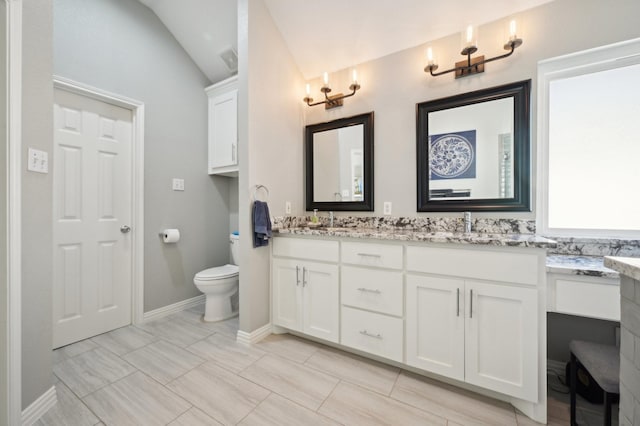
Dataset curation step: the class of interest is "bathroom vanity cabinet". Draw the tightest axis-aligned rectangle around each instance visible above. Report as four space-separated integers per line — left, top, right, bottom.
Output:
406 246 539 402
271 238 339 343
205 75 238 176
271 231 550 422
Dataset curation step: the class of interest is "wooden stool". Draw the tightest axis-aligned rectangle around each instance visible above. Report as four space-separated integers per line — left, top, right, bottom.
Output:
569 340 620 426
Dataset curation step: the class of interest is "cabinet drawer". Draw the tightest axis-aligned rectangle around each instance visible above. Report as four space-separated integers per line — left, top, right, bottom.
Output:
341 307 403 362
549 275 620 321
273 237 338 262
341 242 403 269
342 266 403 316
406 246 538 286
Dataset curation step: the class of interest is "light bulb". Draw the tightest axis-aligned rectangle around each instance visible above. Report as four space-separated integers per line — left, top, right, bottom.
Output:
323 72 329 87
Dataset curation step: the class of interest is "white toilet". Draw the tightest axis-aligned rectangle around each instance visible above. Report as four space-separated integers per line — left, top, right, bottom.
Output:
193 233 239 322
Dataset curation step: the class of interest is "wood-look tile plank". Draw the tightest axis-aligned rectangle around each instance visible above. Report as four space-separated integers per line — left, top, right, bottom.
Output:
83 371 191 426
253 333 319 363
53 348 136 398
91 325 156 356
168 407 222 426
53 340 99 364
239 393 339 426
167 360 270 425
123 339 205 384
34 381 98 426
136 316 213 347
186 332 265 373
319 382 447 425
305 347 400 395
240 354 339 411
390 371 517 426
174 306 239 338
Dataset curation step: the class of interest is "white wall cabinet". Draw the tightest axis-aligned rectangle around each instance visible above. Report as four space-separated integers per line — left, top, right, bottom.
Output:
205 76 238 176
406 274 538 401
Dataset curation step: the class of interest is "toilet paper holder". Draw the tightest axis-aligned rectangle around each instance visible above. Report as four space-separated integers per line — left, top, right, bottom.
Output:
159 229 180 243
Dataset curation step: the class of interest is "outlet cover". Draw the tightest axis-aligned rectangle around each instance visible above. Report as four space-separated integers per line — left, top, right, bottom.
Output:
383 201 392 215
172 178 185 191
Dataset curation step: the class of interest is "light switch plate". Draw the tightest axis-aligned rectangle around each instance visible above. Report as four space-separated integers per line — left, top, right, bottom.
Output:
285 201 292 215
27 148 48 173
383 201 392 215
172 178 184 191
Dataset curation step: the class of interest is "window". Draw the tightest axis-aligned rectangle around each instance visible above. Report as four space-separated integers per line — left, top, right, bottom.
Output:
538 38 640 237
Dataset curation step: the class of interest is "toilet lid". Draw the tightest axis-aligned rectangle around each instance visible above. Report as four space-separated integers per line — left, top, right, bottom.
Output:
195 264 239 280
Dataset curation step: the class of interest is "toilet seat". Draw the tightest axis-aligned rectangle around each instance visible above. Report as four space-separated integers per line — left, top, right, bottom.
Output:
195 264 239 281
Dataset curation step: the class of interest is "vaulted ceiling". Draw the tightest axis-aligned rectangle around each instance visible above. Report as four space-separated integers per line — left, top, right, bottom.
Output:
138 0 554 84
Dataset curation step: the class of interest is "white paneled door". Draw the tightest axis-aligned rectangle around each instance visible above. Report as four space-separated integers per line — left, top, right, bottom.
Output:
53 88 133 349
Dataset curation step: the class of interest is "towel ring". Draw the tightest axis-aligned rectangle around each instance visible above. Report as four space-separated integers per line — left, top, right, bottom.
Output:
253 184 269 202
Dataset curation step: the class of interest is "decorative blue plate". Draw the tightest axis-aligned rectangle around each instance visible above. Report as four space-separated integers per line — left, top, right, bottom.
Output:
430 133 474 178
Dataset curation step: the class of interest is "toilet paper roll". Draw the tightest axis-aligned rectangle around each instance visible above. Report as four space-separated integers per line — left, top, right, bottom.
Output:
162 229 180 243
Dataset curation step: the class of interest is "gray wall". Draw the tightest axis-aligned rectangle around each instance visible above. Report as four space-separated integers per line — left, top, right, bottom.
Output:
53 0 231 312
547 313 618 362
229 177 238 234
22 0 54 409
0 1 7 418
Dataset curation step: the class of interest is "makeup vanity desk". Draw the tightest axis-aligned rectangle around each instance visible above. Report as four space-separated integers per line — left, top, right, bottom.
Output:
546 255 620 321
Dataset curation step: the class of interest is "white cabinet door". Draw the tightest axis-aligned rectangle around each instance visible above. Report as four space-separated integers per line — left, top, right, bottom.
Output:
302 262 339 343
465 281 538 402
406 275 465 381
208 88 237 174
272 259 302 331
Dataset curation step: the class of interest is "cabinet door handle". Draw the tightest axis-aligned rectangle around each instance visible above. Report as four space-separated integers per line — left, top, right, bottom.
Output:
456 288 460 317
359 330 383 339
469 289 474 318
357 287 381 294
295 266 300 286
302 267 307 287
232 142 237 163
356 252 382 258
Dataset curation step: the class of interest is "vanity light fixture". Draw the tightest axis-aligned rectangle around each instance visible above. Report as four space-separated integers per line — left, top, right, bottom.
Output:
425 21 523 79
303 70 361 109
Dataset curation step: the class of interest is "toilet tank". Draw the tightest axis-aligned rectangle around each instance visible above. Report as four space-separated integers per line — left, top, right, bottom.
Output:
230 233 239 265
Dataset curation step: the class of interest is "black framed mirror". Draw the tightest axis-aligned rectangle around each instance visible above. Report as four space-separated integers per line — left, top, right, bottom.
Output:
416 80 531 212
305 112 374 211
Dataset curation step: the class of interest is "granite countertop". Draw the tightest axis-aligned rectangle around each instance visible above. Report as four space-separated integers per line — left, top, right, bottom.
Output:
546 255 619 278
604 256 640 281
273 227 556 248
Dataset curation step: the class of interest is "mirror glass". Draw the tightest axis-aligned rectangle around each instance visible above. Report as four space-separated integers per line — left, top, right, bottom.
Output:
417 80 530 212
306 112 374 211
313 125 364 202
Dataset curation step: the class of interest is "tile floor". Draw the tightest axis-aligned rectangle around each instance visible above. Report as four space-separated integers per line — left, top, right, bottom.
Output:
39 305 614 425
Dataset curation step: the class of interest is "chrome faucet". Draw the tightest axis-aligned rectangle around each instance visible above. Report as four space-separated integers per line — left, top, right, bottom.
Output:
329 211 334 227
464 211 472 233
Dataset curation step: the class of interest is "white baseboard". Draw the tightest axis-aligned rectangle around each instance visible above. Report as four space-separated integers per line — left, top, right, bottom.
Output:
21 385 57 426
237 323 272 345
140 294 205 324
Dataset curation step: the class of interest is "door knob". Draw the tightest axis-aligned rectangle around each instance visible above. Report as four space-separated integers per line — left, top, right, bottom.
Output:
120 225 131 233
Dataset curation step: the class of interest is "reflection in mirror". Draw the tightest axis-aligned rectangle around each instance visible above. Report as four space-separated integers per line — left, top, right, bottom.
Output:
306 112 374 211
427 97 514 200
417 80 530 212
313 125 364 202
